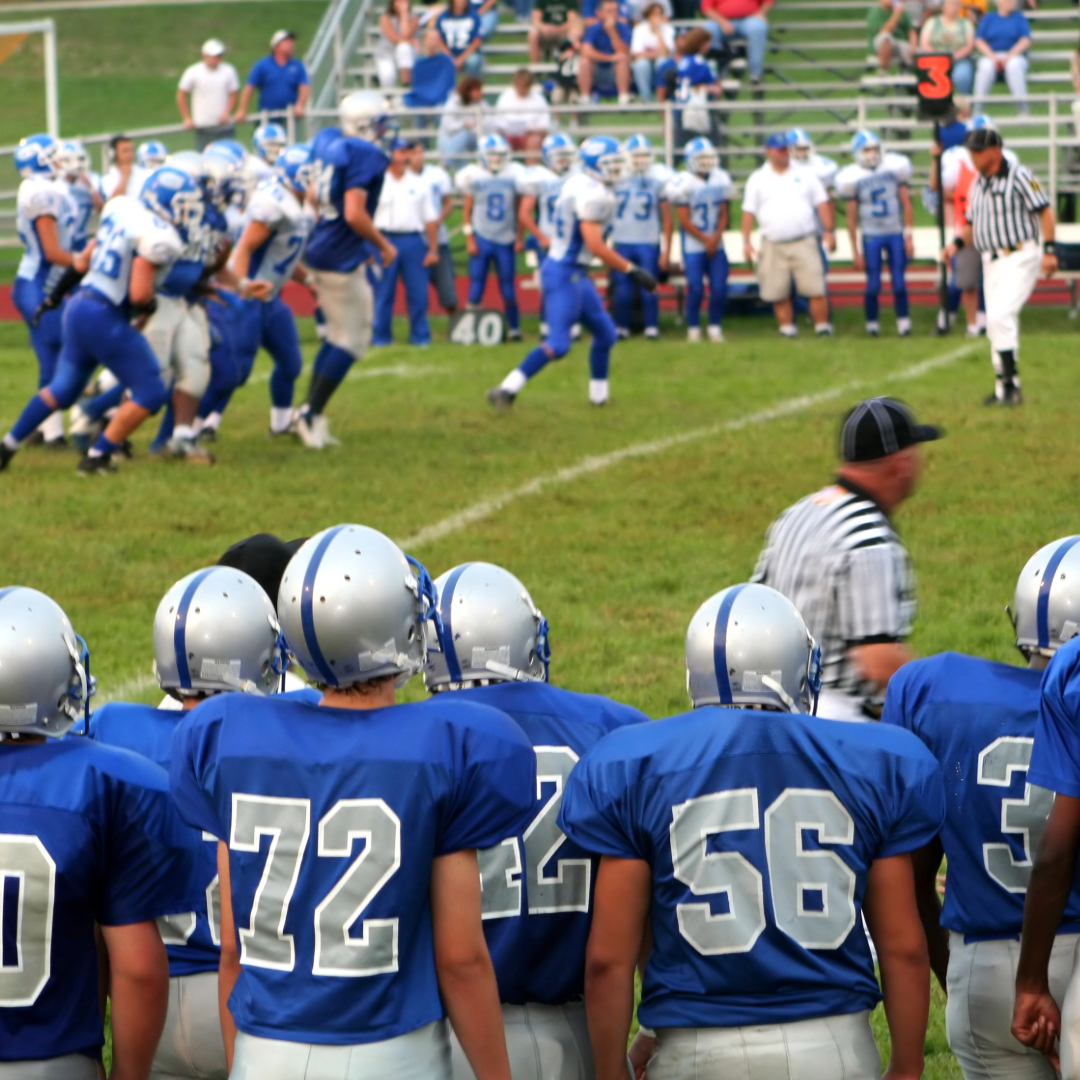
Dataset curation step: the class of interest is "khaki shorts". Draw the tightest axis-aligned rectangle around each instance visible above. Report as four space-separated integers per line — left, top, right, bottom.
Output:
953 244 982 291
758 235 826 302
872 31 913 64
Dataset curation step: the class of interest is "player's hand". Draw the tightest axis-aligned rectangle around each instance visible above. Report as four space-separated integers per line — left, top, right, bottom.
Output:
31 300 52 326
424 247 440 267
379 239 399 267
466 235 479 257
904 233 914 258
539 233 551 249
941 242 957 263
1012 987 1061 1065
852 251 865 272
183 117 195 130
242 279 273 301
628 1030 656 1079
743 240 755 264
515 238 524 253
1041 252 1059 279
704 235 719 257
658 249 669 272
627 263 658 292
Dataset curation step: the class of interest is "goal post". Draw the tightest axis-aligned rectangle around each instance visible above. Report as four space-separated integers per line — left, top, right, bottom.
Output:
0 20 59 137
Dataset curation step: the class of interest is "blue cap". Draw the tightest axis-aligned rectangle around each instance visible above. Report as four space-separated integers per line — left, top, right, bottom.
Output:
765 132 790 150
390 137 416 151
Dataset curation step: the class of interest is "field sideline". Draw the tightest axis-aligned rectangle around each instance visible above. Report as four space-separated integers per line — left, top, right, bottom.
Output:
12 304 1079 1078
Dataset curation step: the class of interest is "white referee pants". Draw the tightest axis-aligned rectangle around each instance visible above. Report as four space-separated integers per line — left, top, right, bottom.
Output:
982 241 1040 388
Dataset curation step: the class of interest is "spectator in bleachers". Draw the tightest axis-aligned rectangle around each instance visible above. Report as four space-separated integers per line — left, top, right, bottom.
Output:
661 28 722 144
376 0 421 87
437 0 486 77
404 27 459 110
701 0 771 88
920 0 976 93
473 0 501 39
630 0 671 18
437 75 488 165
236 31 309 125
868 0 917 74
973 0 1031 114
176 40 240 151
581 0 632 25
529 0 583 63
493 70 552 161
579 0 633 104
631 3 675 101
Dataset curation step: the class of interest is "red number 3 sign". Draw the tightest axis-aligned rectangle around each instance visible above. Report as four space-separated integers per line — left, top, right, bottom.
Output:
915 53 954 114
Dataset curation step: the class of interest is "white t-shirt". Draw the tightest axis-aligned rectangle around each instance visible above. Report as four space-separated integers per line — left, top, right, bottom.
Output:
178 60 240 128
99 165 151 201
630 20 675 58
417 163 453 245
741 163 828 243
373 168 439 234
493 87 552 139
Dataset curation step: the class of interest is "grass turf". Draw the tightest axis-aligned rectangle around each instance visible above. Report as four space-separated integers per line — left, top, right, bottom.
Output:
12 301 1075 1077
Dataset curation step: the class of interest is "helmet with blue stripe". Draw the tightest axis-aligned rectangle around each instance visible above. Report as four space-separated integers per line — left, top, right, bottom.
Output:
1012 537 1080 659
201 149 242 209
277 524 443 688
541 131 576 175
478 133 511 173
55 139 90 180
153 567 286 697
424 562 549 692
204 139 248 170
684 136 718 178
140 165 205 239
685 583 822 714
788 127 813 162
136 140 168 169
15 133 58 178
851 129 882 169
968 114 996 131
624 133 654 175
579 135 628 185
339 90 392 144
276 143 316 196
0 586 93 738
253 122 288 164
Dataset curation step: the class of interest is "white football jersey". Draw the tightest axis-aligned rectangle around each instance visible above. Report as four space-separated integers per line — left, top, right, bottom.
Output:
611 163 674 246
16 176 75 288
666 167 732 255
548 172 615 266
799 153 838 191
235 177 315 300
60 174 101 252
83 196 184 306
455 161 527 245
835 152 913 237
519 164 571 241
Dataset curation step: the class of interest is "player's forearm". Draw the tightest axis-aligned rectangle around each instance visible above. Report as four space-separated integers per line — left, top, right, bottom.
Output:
878 945 930 1077
218 946 241 1069
585 957 636 1080
518 196 543 241
911 838 949 993
437 949 511 1080
900 187 914 229
104 925 169 1080
426 221 439 251
677 208 709 245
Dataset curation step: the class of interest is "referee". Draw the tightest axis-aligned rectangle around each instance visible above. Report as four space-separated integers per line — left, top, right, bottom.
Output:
944 126 1058 406
751 397 941 721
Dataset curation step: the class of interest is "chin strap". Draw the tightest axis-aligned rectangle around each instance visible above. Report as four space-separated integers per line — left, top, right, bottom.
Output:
66 632 95 734
761 675 798 715
536 615 551 682
406 554 449 656
268 614 291 693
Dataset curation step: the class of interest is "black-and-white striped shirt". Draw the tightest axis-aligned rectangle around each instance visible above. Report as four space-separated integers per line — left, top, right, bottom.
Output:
969 160 1049 254
751 480 915 701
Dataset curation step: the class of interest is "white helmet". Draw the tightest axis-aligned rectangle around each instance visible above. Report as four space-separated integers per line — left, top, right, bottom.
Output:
851 129 882 170
153 567 286 697
55 139 90 180
1012 537 1080 659
0 587 93 739
339 91 391 142
685 583 822 714
277 524 440 688
424 563 549 691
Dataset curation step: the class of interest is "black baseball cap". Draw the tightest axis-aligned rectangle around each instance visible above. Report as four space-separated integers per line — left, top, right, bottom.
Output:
840 397 942 462
218 533 308 604
965 127 1003 152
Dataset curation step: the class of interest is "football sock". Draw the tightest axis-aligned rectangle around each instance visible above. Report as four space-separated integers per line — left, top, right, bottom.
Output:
500 368 529 394
312 343 354 385
10 394 55 444
40 412 64 442
88 433 122 459
519 347 551 380
306 373 342 417
82 384 125 423
173 424 196 442
270 407 293 433
153 401 175 447
589 341 611 381
505 300 520 332
589 379 609 405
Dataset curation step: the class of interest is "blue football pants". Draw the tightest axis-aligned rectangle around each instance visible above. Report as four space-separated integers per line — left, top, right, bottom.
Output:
612 242 660 332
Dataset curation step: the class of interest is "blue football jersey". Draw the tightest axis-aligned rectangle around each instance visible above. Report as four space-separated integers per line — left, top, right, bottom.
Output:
306 135 389 273
611 167 670 246
452 682 648 1005
90 703 221 977
560 708 944 1029
170 694 537 1045
0 738 200 1062
883 653 1080 938
1031 635 1080 798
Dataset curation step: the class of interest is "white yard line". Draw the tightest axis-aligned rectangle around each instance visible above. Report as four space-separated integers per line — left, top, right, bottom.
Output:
248 363 445 385
396 344 976 551
95 672 158 704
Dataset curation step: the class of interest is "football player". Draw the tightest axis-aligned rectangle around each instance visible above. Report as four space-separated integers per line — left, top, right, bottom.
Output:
0 166 201 475
0 587 200 1078
12 133 76 448
883 536 1080 1080
55 139 103 254
667 136 731 344
456 134 527 343
422 562 648 1080
170 525 538 1080
487 136 656 411
610 134 672 341
297 91 396 449
835 130 914 337
561 582 944 1080
252 121 288 174
138 140 169 171
789 127 839 190
89 567 291 1080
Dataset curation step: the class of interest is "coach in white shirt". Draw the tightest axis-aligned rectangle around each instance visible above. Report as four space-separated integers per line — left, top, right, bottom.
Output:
493 70 551 161
372 139 441 346
741 131 836 337
410 143 458 316
177 39 240 151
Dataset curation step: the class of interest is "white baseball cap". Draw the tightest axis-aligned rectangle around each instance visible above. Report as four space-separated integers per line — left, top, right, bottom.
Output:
270 29 295 48
202 38 226 56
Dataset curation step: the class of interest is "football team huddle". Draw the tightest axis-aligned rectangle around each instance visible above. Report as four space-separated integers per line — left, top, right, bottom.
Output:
4 517 1080 1080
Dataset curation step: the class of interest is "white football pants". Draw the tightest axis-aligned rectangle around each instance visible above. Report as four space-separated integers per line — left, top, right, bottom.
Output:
310 266 374 360
0 1055 98 1079
982 241 1040 381
142 294 211 399
450 1001 594 1080
946 931 1078 1080
645 1010 881 1080
1056 937 1080 1079
151 971 227 1079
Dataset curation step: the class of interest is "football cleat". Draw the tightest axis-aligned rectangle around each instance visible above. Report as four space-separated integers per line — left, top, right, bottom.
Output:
707 325 724 343
486 387 515 411
687 327 702 343
78 453 117 475
165 437 215 464
0 443 15 471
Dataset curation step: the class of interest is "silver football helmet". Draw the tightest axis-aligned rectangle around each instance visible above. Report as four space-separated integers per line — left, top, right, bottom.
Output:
686 583 822 714
154 567 285 696
424 562 549 692
277 524 440 688
0 587 92 738
1012 537 1080 658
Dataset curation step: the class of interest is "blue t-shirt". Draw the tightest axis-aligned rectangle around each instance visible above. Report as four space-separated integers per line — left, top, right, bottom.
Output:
246 55 310 112
582 0 632 18
882 652 1080 939
939 118 968 152
404 53 458 108
305 135 389 273
169 694 537 1045
0 738 200 1062
559 707 944 1029
90 703 222 977
452 682 648 1006
583 19 632 57
975 10 1031 52
1030 636 1080 798
436 10 483 55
